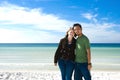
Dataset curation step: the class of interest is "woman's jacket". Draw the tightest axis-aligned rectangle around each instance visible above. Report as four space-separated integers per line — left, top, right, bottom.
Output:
54 37 76 63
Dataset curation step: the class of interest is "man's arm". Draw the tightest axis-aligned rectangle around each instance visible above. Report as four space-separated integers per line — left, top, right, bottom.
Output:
87 48 92 70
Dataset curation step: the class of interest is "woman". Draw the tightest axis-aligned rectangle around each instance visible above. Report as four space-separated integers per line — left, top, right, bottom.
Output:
54 28 76 80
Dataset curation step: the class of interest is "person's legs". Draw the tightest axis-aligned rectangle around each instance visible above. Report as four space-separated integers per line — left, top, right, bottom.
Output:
74 63 83 80
58 59 66 80
66 60 75 80
80 63 91 80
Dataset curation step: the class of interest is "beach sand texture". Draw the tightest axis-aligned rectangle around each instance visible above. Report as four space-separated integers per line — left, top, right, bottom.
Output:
0 71 120 80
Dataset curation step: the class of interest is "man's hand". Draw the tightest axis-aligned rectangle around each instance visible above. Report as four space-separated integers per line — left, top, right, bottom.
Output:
88 64 92 70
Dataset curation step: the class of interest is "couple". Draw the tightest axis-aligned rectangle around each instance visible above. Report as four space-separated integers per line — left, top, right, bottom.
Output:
54 23 92 80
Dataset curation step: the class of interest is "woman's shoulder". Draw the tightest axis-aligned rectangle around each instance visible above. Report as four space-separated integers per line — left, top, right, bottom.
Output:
60 37 67 41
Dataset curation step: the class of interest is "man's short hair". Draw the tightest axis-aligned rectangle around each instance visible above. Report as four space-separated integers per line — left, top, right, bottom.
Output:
73 23 82 29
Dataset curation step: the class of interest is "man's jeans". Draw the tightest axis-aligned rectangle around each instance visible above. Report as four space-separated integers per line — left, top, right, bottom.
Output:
74 63 91 80
58 59 75 80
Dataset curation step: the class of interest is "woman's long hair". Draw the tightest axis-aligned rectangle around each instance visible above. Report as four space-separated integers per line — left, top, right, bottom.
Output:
64 27 74 38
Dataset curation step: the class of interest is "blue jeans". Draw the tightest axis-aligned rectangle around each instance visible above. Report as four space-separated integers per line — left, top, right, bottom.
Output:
74 63 91 80
58 59 75 80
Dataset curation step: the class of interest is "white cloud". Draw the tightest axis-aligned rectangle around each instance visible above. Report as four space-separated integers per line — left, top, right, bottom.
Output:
0 28 63 43
82 13 93 20
0 2 70 32
81 13 98 23
0 2 70 43
81 22 120 43
0 28 26 43
0 2 120 43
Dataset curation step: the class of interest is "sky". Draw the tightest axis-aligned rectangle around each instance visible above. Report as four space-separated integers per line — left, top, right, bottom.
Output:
0 0 120 43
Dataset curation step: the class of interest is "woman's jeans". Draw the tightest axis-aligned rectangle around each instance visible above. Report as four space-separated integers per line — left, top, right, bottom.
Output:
58 59 75 80
74 63 91 80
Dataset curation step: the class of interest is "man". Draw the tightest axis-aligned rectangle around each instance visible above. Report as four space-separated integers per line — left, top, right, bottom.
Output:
73 23 92 80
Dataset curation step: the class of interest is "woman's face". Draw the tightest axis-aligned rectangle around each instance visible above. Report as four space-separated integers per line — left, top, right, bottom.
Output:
68 29 74 37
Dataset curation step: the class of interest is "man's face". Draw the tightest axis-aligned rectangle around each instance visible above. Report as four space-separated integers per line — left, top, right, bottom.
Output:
73 26 82 36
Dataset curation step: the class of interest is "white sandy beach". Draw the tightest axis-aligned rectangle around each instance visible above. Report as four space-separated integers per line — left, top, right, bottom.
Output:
0 63 120 80
0 70 120 80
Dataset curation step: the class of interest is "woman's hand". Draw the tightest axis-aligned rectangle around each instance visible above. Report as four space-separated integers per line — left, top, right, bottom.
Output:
54 63 57 66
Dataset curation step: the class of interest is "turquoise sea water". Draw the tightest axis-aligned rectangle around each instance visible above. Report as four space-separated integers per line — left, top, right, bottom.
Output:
0 43 120 71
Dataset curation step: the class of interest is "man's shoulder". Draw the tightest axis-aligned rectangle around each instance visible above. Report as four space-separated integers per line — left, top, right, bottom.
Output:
80 34 90 43
82 34 89 39
82 34 87 37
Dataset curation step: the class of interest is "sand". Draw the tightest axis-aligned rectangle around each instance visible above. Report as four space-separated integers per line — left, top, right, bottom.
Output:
0 70 120 80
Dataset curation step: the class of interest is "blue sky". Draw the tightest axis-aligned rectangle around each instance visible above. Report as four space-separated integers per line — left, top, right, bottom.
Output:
0 0 120 43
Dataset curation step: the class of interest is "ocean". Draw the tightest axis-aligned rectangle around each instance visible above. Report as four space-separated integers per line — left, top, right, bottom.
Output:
0 43 120 71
